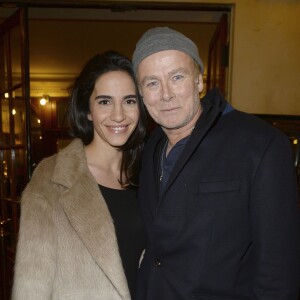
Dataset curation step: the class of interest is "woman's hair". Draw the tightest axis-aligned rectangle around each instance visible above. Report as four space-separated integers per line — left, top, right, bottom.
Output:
68 50 148 187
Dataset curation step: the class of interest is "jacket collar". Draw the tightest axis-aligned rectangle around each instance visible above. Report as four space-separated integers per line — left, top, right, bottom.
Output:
51 139 130 299
160 88 228 199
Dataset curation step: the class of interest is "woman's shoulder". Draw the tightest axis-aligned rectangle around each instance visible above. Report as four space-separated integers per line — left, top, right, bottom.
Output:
22 154 58 199
31 139 83 181
35 145 66 176
25 139 86 194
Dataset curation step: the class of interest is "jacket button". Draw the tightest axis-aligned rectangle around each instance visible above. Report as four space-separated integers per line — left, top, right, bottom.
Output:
155 259 162 267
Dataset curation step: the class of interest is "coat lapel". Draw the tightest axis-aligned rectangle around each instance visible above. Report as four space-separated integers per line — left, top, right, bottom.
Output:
145 129 166 212
51 140 129 299
161 89 227 199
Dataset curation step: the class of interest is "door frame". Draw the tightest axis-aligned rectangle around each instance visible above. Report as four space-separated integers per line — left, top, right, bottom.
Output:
0 3 233 299
0 6 30 300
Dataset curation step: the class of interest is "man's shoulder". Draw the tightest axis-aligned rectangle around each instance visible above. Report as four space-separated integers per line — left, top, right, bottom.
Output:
228 110 284 136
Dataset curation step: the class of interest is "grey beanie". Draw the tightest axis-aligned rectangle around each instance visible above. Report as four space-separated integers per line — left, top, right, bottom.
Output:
132 27 204 74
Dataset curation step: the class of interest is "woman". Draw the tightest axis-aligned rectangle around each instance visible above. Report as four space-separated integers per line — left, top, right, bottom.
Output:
12 51 148 300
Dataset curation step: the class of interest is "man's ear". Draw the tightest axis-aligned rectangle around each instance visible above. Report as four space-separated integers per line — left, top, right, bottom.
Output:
197 74 204 93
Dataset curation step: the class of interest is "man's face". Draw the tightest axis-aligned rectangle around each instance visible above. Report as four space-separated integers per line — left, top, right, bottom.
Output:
137 50 203 133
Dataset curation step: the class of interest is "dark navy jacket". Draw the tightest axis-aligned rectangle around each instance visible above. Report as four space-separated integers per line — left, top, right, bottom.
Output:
136 88 300 300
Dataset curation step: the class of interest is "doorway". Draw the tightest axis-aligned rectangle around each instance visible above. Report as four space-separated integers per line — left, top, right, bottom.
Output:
0 3 233 299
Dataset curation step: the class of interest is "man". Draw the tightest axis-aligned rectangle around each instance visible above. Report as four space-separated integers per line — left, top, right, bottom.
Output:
132 27 300 300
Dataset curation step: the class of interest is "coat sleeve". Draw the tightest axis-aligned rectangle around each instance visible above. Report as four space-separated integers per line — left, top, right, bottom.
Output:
250 131 300 299
12 189 56 300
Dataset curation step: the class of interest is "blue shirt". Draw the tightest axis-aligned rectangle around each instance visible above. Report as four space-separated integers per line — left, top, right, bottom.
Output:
159 103 234 193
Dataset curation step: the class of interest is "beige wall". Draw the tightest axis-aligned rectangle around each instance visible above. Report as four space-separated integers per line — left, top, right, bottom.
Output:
28 20 215 79
231 0 300 115
114 0 300 115
28 20 216 98
3 0 300 115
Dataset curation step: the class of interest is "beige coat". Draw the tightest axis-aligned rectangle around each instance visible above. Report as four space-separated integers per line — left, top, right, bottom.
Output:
12 139 131 300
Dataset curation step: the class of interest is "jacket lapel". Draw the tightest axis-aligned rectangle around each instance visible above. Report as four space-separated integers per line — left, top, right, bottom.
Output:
161 89 227 199
52 140 129 298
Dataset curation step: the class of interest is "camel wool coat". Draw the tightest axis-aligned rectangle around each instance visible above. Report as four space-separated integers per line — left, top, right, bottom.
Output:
12 139 131 300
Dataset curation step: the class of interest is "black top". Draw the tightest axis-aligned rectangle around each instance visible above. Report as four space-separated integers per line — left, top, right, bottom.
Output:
99 185 146 299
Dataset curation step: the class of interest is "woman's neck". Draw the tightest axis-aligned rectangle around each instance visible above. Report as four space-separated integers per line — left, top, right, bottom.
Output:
84 140 124 189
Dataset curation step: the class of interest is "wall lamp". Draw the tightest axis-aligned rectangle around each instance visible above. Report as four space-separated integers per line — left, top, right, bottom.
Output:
40 95 50 106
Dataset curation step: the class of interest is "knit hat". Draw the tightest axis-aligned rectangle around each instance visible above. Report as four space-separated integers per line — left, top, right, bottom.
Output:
132 27 204 74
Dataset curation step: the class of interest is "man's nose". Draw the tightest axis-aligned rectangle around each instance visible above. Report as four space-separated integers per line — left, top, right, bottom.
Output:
161 81 175 102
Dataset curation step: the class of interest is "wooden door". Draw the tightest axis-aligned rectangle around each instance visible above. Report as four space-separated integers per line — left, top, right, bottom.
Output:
206 13 228 97
0 7 30 300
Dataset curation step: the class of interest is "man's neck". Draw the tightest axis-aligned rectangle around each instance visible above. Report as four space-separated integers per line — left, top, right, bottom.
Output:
164 106 202 153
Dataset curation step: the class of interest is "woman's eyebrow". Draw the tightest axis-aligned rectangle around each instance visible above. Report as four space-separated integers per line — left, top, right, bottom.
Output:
94 95 112 100
124 95 137 99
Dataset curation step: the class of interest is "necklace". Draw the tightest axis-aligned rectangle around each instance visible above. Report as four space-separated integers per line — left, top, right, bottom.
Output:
159 140 168 182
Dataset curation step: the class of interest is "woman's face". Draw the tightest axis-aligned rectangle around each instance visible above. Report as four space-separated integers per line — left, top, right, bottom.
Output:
87 70 139 147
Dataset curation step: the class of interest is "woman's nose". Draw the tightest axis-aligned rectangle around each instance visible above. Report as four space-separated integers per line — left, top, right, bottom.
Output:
110 104 125 122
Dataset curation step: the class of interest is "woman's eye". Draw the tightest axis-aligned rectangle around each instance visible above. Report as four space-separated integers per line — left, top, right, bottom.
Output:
98 99 110 105
125 99 137 105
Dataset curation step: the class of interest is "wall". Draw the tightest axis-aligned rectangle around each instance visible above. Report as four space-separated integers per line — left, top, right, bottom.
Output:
114 0 300 115
28 20 216 97
231 0 300 115
2 0 300 115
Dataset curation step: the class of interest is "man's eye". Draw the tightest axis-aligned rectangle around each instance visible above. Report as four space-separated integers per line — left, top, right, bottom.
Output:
173 74 184 81
146 81 158 87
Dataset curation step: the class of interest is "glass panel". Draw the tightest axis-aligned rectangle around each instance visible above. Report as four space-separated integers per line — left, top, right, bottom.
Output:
56 100 68 127
5 33 10 90
10 25 22 87
12 148 26 197
5 201 15 247
1 94 11 146
2 200 20 248
0 149 12 198
30 97 42 169
0 35 7 93
12 87 25 145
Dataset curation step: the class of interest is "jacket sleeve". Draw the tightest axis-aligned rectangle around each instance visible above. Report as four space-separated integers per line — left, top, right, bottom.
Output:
250 132 300 299
12 189 56 300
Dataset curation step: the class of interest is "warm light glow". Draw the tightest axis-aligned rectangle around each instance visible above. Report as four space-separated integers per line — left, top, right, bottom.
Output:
293 139 298 145
40 95 50 105
3 161 7 177
37 119 41 124
40 98 47 105
39 136 43 140
4 93 9 98
12 109 16 115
